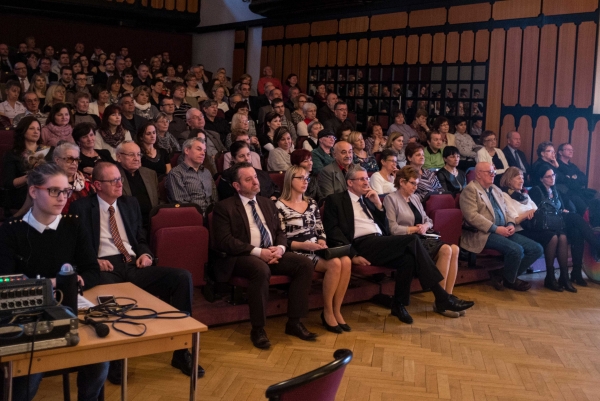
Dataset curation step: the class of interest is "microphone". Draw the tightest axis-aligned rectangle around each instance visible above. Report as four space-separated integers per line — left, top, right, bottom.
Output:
84 317 110 338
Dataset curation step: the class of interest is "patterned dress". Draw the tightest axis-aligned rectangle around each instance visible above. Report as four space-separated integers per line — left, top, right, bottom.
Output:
276 199 326 265
415 168 443 201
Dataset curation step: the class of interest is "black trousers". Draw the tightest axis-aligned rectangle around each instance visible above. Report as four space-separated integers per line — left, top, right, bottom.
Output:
232 252 313 328
353 234 444 306
99 254 193 314
563 213 600 267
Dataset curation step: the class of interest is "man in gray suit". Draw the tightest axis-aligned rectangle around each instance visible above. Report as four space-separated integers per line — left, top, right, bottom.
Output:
318 141 356 200
460 162 543 291
116 141 159 229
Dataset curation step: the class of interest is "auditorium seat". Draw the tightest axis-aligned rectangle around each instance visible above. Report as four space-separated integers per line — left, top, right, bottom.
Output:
296 136 308 150
269 171 285 191
373 152 382 165
216 152 226 174
424 194 455 215
454 193 461 208
466 169 476 184
170 151 181 168
430 208 462 246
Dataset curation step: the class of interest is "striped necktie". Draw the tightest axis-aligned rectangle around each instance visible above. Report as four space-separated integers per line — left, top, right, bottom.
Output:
248 200 271 248
108 206 133 263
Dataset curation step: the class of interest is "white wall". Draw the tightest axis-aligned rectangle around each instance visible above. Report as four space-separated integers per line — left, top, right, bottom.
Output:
192 30 235 77
198 0 264 27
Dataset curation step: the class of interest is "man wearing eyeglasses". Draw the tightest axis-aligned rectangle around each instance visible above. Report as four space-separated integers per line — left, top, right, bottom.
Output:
12 92 48 128
460 162 543 291
323 101 355 134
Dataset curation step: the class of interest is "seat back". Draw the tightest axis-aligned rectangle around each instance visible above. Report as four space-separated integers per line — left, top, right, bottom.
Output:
149 204 204 240
269 171 285 191
373 152 382 165
216 152 226 174
265 349 353 401
466 169 476 184
454 193 461 209
296 136 308 150
170 151 181 168
425 194 455 215
430 208 463 246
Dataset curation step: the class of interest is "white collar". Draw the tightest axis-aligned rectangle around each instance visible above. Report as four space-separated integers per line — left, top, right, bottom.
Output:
23 209 62 234
348 190 361 203
97 195 116 212
239 193 257 206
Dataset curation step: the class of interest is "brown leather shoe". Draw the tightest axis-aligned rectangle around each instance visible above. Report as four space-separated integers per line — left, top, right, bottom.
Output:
503 278 531 291
250 328 271 349
285 321 317 341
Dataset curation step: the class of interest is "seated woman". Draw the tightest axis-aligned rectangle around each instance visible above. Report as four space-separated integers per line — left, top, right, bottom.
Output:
477 130 509 185
94 104 133 159
296 102 318 138
453 116 478 171
52 142 95 213
385 131 407 168
231 110 259 149
29 73 48 109
132 85 160 120
89 84 109 118
212 85 229 113
42 83 67 113
291 93 308 127
258 111 281 155
364 122 388 155
0 80 26 122
302 120 323 151
437 146 466 196
291 149 319 201
370 149 398 195
218 141 279 200
500 167 572 292
432 116 455 147
136 121 171 178
383 166 461 317
72 122 114 176
0 162 108 401
386 109 419 144
106 75 123 105
405 142 443 201
154 112 181 157
2 116 52 210
267 127 294 171
349 131 378 172
276 165 352 333
529 165 600 287
41 103 74 147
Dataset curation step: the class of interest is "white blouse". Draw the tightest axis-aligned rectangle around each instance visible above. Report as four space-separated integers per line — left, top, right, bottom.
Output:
370 171 396 195
502 192 538 231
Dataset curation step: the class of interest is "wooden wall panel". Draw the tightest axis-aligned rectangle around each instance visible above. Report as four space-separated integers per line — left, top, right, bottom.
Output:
554 23 577 107
409 8 447 28
187 0 198 13
445 32 460 63
165 0 174 11
459 31 475 63
175 0 185 12
574 22 596 108
308 42 319 67
419 34 432 64
500 115 517 148
589 122 600 190
518 115 535 162
274 45 284 80
267 46 276 70
380 37 394 65
503 27 522 107
318 42 328 67
263 26 285 41
337 41 348 67
474 30 490 62
311 20 338 36
406 35 419 64
393 36 407 65
370 12 408 31
260 46 268 72
282 44 293 81
493 0 541 20
347 39 358 66
369 38 381 65
235 30 245 44
519 26 540 107
571 118 591 176
543 0 598 16
357 39 369 66
532 116 551 156
232 49 245 83
536 25 558 107
432 33 445 64
285 23 310 39
327 41 338 67
486 29 506 134
291 44 301 75
448 3 492 24
551 116 570 146
339 16 369 34
299 44 309 93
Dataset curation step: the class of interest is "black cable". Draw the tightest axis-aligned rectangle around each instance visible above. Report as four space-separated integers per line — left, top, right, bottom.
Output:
26 315 40 401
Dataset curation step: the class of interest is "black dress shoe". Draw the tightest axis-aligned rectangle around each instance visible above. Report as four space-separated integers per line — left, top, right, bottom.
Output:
107 360 123 385
503 278 531 291
488 270 504 291
285 321 318 341
571 272 588 287
435 295 474 313
390 302 413 324
171 350 205 378
338 323 352 332
321 312 342 334
559 277 578 293
544 276 563 292
250 328 271 349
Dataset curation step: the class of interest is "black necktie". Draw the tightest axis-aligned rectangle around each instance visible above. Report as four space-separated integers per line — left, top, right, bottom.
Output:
358 197 373 221
513 150 524 171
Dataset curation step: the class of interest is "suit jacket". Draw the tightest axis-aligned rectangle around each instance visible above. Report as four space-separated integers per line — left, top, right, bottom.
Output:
318 162 353 200
211 195 287 282
69 194 153 259
217 167 279 201
118 166 160 209
383 191 433 235
317 105 335 125
503 146 530 174
322 191 390 257
121 114 148 136
459 180 515 253
241 96 261 121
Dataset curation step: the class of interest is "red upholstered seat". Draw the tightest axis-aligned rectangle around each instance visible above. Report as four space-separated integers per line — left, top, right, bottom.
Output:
170 151 181 168
150 204 204 239
216 152 226 174
425 194 455 215
351 264 393 276
373 152 382 165
430 208 463 246
466 169 476 184
269 171 285 191
229 275 291 287
296 136 308 150
454 193 461 208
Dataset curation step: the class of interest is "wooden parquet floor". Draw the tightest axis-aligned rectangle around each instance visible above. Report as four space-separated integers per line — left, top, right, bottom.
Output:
33 273 600 401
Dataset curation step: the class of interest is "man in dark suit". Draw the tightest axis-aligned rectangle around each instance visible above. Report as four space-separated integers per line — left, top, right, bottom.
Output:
211 162 316 349
69 162 204 382
322 166 474 324
239 82 261 122
503 130 531 185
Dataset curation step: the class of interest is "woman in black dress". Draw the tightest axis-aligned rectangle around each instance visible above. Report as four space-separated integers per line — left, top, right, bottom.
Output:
437 146 466 197
135 121 171 178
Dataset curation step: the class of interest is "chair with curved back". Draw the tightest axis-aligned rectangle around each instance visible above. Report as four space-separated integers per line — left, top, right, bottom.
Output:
265 349 353 401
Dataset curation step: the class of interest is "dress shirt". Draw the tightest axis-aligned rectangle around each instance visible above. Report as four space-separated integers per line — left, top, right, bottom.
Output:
238 194 285 257
0 101 27 120
486 188 506 232
348 191 382 239
23 209 61 234
97 196 135 258
19 77 30 92
507 145 526 172
166 162 217 213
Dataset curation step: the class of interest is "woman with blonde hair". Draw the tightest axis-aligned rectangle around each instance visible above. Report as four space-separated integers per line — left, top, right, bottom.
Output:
276 165 352 333
43 84 67 113
28 73 48 108
349 131 378 172
385 131 407 168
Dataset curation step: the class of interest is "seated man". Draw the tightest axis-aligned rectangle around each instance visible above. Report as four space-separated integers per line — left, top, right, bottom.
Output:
159 96 187 139
72 92 101 127
323 101 355 133
116 141 159 229
202 99 230 145
322 165 474 323
70 162 203 382
211 162 316 349
178 108 227 161
120 94 147 134
223 128 262 170
0 163 108 400
166 137 218 215
460 162 544 291
12 91 47 127
311 129 336 175
171 82 192 121
318 140 356 199
423 130 445 170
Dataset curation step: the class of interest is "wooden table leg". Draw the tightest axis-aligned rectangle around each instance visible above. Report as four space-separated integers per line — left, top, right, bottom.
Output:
121 358 128 401
2 362 12 401
190 332 200 401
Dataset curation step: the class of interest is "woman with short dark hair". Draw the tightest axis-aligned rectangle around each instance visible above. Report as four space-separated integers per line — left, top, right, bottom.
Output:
437 146 466 196
41 103 74 146
405 142 442 201
72 122 114 176
94 104 132 158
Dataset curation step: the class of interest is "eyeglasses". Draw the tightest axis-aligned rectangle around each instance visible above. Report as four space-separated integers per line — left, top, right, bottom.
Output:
349 177 369 182
119 152 142 158
58 157 81 164
34 186 73 198
293 176 311 182
403 179 418 187
480 170 497 176
543 173 556 179
484 138 497 143
96 177 123 185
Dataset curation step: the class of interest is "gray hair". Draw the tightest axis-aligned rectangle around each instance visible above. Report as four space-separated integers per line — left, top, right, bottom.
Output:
53 142 80 160
346 165 366 181
302 102 317 114
185 107 200 121
507 130 518 140
115 140 138 155
182 137 205 151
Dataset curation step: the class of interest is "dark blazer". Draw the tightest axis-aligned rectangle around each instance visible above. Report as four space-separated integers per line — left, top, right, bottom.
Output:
503 146 530 174
118 165 160 209
241 96 261 121
322 191 390 257
211 195 287 282
121 114 148 136
318 162 353 200
69 194 153 258
217 168 280 201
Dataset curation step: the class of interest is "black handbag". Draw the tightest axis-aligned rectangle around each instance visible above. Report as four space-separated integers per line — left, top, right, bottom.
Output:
526 200 565 232
314 245 352 260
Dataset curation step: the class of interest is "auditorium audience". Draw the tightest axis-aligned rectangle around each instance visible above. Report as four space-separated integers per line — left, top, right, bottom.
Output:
267 127 293 171
171 82 192 120
350 131 378 173
324 101 354 134
405 142 443 201
257 65 282 95
121 68 135 93
89 85 109 118
41 103 74 146
386 110 419 145
369 149 398 195
94 104 133 159
291 149 320 200
385 131 407 168
202 99 230 145
477 130 508 185
296 102 318 138
106 75 123 105
119 94 147 135
133 86 160 120
317 92 337 124
318 140 355 199
503 130 530 184
384 165 462 317
453 116 478 170
231 110 258 145
12 92 47 128
29 73 48 108
49 142 94 213
289 92 307 125
437 146 466 196
423 130 445 170
460 162 543 291
136 121 171 177
432 116 454 147
223 129 262 170
72 122 114 176
154 111 181 156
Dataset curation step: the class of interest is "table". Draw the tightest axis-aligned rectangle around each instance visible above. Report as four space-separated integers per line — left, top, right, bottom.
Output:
1 282 207 401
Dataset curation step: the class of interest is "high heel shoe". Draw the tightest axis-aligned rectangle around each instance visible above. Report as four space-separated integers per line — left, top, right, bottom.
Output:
337 322 352 332
558 276 577 293
544 275 563 292
321 312 342 334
